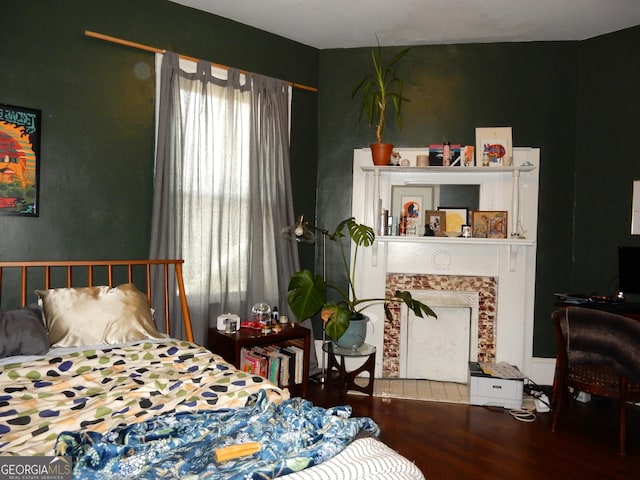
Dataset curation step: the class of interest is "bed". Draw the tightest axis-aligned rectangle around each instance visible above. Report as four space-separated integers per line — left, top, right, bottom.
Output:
0 259 424 479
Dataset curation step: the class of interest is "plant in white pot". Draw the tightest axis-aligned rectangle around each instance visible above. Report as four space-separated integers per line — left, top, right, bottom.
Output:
351 42 410 166
287 218 435 349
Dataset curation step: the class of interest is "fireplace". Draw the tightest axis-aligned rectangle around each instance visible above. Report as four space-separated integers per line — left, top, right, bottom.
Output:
350 147 545 382
384 274 496 381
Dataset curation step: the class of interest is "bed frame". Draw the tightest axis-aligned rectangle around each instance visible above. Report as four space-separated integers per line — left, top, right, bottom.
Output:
0 259 193 342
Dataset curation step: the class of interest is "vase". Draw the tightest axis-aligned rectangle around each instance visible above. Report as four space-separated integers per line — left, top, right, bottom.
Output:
370 143 394 166
333 314 368 350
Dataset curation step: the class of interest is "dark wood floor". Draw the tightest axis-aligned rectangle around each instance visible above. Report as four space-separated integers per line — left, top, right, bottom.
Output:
307 382 640 479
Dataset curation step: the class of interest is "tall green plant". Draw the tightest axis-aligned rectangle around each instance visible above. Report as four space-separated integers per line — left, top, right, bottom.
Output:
287 218 435 340
351 43 410 144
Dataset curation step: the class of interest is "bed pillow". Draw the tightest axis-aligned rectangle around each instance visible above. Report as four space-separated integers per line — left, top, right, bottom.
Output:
0 304 49 358
36 283 164 348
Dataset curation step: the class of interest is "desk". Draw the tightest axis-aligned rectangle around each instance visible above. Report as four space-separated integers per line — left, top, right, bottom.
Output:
323 343 376 397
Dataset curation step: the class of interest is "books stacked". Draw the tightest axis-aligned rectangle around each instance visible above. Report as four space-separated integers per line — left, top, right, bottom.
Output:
240 344 304 387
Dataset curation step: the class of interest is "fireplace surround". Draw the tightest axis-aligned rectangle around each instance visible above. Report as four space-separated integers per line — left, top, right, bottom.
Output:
349 147 548 383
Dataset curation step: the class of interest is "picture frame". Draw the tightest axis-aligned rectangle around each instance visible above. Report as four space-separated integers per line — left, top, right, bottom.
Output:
472 210 508 238
392 185 435 217
0 103 41 216
437 207 468 233
475 127 512 167
425 210 446 236
400 195 422 236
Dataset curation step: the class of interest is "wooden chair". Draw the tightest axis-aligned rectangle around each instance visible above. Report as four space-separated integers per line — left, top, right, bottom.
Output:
551 306 640 455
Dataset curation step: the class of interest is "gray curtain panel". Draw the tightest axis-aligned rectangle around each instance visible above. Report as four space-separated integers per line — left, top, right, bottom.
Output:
149 53 313 368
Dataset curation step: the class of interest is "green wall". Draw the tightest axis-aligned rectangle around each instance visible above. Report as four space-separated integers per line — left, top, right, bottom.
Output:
1 0 318 269
573 27 640 295
318 28 640 357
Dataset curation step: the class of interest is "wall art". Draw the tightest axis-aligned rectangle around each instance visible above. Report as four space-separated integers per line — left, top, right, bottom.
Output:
0 103 41 216
438 207 469 233
475 127 512 167
472 210 508 238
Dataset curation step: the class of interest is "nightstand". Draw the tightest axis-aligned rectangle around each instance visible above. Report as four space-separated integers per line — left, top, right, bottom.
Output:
207 324 310 398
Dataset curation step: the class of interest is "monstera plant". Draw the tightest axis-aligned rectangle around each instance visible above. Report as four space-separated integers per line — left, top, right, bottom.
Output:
287 217 436 341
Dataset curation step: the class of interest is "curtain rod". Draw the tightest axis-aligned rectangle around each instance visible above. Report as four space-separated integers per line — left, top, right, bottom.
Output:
84 30 318 93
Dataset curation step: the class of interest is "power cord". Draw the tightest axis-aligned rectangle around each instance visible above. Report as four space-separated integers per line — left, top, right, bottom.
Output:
509 407 537 422
524 379 553 413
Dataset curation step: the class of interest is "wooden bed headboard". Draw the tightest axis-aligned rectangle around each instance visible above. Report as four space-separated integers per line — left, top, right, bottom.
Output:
0 259 193 342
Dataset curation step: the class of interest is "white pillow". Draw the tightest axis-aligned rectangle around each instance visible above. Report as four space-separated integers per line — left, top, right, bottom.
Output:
36 283 164 348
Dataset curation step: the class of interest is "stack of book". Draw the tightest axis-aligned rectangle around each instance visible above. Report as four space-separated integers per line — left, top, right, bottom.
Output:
240 344 304 387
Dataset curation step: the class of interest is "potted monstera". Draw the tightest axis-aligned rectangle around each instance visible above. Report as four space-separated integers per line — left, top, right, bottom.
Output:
287 218 435 349
351 42 410 166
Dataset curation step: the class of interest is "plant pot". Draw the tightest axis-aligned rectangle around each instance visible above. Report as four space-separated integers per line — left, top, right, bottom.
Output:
333 314 368 350
370 143 394 166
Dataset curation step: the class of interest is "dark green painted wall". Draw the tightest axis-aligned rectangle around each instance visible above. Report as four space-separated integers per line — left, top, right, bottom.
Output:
573 27 640 296
1 0 318 269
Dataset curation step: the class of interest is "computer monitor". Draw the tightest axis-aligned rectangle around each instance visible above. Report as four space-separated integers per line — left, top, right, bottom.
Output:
618 246 640 300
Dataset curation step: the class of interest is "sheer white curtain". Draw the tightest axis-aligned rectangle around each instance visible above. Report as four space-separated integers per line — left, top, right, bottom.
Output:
150 52 299 345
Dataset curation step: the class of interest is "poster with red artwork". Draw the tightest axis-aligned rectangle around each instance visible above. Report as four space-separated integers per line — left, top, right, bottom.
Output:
0 103 41 216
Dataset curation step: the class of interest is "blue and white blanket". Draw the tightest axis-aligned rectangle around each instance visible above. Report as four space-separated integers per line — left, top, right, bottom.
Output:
55 389 380 479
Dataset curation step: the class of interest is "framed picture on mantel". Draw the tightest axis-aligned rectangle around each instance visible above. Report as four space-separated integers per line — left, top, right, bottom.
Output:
475 127 512 167
472 210 508 238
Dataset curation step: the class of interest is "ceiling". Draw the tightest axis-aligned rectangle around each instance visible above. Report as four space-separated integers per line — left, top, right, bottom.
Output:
170 0 640 49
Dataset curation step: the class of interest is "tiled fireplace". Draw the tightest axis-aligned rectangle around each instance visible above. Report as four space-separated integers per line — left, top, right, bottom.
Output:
384 273 497 379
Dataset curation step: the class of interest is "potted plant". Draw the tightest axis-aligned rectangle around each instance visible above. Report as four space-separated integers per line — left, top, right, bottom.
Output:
351 42 410 166
287 218 435 347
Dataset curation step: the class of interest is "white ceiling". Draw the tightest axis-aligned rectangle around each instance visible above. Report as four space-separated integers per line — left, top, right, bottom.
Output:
170 0 640 49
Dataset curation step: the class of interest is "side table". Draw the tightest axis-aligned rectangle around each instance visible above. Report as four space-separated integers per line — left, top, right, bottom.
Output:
207 324 310 398
323 342 376 397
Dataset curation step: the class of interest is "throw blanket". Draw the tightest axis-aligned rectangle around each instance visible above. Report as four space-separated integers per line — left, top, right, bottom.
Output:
559 306 640 383
0 340 285 455
55 389 380 479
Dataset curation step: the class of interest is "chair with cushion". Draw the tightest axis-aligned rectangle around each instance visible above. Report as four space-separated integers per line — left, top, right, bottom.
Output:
551 306 640 455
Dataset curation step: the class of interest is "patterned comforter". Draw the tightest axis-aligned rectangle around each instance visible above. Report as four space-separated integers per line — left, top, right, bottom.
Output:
0 340 286 456
56 390 380 479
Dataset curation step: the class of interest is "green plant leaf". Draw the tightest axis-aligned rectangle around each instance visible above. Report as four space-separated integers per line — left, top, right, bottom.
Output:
394 290 437 318
346 219 375 247
324 304 352 341
287 270 326 321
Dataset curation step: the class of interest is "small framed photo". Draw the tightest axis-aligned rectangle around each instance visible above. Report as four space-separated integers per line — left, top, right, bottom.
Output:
472 210 508 238
461 224 472 238
425 210 446 236
437 207 468 233
475 127 512 167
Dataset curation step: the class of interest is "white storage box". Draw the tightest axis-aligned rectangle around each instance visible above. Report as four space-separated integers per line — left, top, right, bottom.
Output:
468 362 523 409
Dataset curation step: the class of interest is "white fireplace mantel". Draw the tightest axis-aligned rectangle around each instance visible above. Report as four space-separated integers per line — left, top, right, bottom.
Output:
349 147 553 385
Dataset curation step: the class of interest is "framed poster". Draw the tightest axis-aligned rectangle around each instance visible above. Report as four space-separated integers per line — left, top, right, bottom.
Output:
0 103 41 216
400 195 422 236
475 127 512 167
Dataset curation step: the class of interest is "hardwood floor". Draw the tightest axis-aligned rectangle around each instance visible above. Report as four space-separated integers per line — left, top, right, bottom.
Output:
307 382 640 479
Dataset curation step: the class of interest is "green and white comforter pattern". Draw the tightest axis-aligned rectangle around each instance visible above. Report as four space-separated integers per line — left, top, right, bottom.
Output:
0 340 284 456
